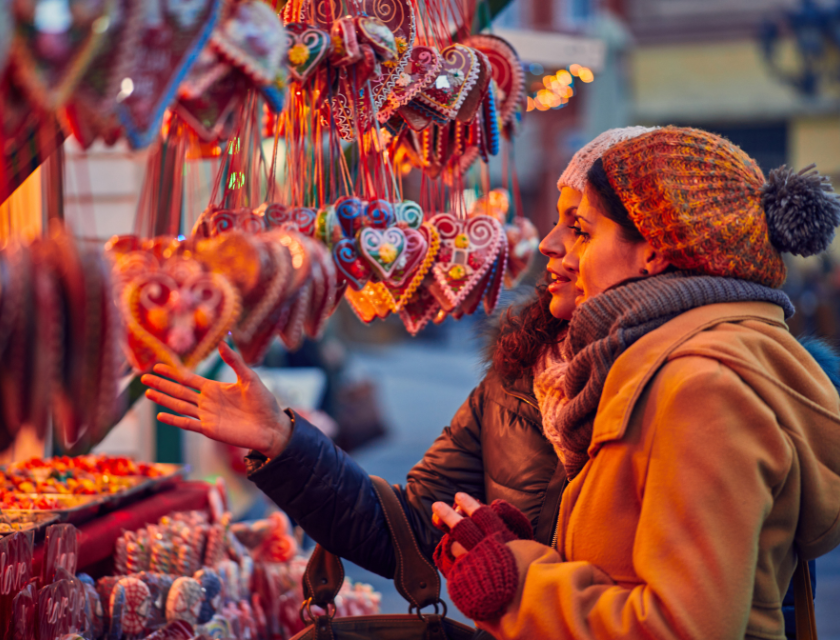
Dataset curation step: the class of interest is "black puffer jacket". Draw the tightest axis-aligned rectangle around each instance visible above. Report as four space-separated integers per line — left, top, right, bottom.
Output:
247 367 566 579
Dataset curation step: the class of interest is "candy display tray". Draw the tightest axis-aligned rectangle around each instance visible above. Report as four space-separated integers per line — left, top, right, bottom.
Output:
0 511 59 538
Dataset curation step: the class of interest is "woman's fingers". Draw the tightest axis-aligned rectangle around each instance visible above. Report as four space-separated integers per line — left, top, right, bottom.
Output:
156 412 204 433
454 493 482 517
219 342 252 382
141 374 201 405
151 363 206 391
433 502 464 529
145 389 200 419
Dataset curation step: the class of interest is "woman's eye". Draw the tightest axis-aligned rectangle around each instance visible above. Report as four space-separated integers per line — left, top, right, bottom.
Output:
570 225 586 238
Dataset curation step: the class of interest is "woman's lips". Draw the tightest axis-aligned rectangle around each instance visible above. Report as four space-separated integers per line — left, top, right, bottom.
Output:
547 272 572 293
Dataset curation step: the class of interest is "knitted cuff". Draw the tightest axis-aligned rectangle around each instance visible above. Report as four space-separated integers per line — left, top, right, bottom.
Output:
433 534 457 578
450 517 485 552
468 506 518 543
447 533 519 622
490 500 534 541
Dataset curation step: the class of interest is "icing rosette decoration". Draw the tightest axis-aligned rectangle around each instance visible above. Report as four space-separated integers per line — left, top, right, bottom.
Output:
426 213 506 313
120 253 241 372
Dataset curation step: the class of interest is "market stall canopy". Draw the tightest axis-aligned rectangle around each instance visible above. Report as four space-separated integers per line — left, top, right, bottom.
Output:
492 28 606 72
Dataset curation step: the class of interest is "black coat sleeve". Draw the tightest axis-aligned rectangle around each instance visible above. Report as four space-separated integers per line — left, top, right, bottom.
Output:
247 377 489 579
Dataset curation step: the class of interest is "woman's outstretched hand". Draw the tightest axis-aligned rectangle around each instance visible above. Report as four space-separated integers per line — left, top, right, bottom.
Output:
141 342 292 459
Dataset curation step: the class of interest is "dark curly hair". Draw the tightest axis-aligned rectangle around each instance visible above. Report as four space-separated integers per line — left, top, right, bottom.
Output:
490 273 568 382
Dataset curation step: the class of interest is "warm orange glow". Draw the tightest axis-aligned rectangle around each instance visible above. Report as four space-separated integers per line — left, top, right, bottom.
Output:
569 64 582 76
526 96 536 112
555 69 573 85
578 67 594 83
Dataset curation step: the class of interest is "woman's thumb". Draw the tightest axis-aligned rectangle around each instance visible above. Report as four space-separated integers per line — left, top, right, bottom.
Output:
219 341 251 381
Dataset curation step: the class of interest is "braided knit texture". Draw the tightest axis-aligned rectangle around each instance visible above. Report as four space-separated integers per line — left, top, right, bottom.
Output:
557 126 658 193
601 127 787 288
557 272 794 479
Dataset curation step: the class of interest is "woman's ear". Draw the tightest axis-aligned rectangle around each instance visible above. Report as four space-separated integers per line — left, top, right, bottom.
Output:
642 245 670 276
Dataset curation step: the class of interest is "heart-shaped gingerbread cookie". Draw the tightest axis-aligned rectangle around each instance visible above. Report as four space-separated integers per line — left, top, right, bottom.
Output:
379 46 441 121
284 23 331 84
122 264 241 371
416 44 479 121
211 0 286 86
427 213 504 311
117 0 222 149
358 227 427 286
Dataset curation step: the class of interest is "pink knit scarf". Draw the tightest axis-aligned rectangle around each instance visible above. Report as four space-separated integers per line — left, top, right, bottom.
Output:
532 340 570 463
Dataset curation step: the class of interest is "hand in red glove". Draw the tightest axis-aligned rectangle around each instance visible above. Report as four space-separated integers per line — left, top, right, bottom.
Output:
431 494 532 621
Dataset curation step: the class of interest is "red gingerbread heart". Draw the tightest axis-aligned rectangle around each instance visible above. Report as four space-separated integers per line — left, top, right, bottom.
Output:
122 261 241 371
361 0 415 111
463 34 525 130
379 46 441 121
416 44 479 120
116 0 222 149
358 227 427 286
64 0 143 148
399 281 439 336
427 213 503 311
285 23 331 84
211 0 286 86
176 68 248 142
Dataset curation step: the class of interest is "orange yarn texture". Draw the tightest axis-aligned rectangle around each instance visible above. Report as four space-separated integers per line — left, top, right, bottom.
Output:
601 127 787 288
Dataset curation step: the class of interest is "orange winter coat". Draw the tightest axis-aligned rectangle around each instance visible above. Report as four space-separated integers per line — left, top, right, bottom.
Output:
479 301 840 640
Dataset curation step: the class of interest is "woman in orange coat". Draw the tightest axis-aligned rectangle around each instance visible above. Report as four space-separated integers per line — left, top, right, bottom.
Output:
433 127 840 639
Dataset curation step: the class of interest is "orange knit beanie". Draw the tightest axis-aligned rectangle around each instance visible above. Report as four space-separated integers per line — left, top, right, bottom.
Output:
600 126 840 288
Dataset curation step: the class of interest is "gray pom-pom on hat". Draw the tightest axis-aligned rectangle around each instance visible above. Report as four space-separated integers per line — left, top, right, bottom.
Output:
762 163 840 256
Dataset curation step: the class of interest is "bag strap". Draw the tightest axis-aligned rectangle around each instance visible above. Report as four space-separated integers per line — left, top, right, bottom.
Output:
794 557 817 640
302 476 443 612
370 475 442 611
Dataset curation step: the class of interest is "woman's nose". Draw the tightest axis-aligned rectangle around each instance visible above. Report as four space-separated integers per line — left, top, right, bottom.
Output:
562 241 581 273
539 225 566 259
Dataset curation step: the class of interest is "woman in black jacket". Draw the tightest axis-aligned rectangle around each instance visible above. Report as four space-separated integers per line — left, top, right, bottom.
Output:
140 128 665 579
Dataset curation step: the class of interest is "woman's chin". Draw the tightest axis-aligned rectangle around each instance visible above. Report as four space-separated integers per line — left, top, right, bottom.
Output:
549 295 576 321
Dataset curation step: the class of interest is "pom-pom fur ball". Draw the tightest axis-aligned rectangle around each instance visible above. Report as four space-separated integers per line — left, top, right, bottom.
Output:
762 163 840 256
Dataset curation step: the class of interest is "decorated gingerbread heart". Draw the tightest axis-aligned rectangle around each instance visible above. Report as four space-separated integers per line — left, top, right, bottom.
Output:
63 0 143 148
454 49 491 124
176 67 248 142
416 44 479 121
384 221 439 310
360 0 415 111
364 199 395 229
332 238 372 292
359 226 428 288
122 261 241 371
462 34 524 130
427 213 504 311
355 16 397 61
399 281 439 336
117 0 222 149
284 22 331 84
336 196 365 238
260 204 317 236
394 200 424 229
379 46 441 121
210 0 286 86
329 16 360 67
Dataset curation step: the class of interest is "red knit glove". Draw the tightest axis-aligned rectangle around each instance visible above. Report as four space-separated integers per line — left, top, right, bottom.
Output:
442 504 523 621
433 500 532 579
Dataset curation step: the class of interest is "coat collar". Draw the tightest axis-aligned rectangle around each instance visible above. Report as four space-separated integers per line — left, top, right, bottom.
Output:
589 301 788 455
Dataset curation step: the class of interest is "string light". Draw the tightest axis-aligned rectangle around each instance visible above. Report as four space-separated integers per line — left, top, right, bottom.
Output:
526 64 594 112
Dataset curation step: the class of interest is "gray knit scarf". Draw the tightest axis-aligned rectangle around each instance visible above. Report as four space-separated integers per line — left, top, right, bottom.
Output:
557 272 795 479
